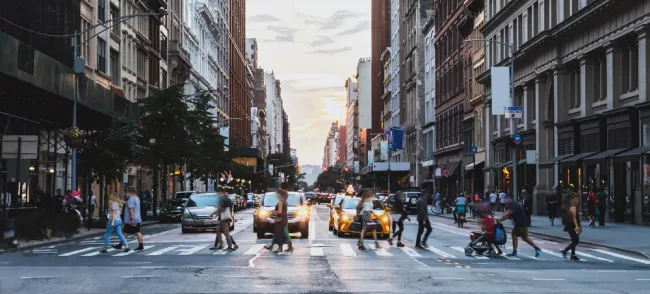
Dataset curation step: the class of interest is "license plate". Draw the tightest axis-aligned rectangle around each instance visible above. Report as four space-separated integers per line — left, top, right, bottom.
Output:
171 215 176 219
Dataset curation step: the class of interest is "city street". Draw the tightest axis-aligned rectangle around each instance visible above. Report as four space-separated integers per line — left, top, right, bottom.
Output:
1 204 649 293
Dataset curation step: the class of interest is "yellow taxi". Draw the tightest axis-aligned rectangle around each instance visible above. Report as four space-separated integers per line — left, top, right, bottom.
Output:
327 194 349 231
331 197 390 238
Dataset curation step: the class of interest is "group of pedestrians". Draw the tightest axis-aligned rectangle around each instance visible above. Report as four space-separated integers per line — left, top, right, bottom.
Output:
102 186 145 253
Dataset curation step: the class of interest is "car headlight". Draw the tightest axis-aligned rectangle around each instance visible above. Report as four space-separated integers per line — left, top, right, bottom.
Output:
342 214 351 221
380 214 390 223
182 210 192 220
257 209 270 218
295 208 308 216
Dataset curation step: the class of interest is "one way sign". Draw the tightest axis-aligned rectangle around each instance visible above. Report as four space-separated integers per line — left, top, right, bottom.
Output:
505 106 523 119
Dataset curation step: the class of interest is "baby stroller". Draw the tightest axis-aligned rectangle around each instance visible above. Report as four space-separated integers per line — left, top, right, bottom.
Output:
464 219 506 256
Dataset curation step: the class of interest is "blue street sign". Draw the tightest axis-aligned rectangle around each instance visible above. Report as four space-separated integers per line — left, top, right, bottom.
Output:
513 133 522 144
507 106 523 111
471 146 477 153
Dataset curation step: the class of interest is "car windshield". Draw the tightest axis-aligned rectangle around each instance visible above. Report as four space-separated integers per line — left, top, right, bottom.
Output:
263 193 302 207
175 192 194 199
186 194 219 207
334 196 345 206
342 198 384 210
167 199 185 207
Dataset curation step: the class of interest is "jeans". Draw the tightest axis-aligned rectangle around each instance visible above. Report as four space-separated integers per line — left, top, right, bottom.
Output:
598 206 607 226
104 218 128 249
392 219 404 241
435 201 441 214
416 218 432 246
564 228 580 256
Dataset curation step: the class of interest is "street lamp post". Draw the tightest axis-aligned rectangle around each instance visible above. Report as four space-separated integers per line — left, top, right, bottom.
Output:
70 11 167 193
462 39 518 202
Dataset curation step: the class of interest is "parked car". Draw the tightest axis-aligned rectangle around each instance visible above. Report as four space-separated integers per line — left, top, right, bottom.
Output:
175 191 196 199
181 193 234 233
160 198 187 222
386 191 421 212
253 192 310 238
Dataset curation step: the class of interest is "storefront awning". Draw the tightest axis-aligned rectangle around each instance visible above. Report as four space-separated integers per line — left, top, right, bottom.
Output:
539 154 573 168
559 152 597 167
518 159 527 165
583 148 629 165
614 146 650 163
465 160 485 171
442 161 460 177
494 161 513 169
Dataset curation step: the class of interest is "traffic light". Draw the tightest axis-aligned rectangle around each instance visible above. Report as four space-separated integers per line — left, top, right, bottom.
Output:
344 168 349 172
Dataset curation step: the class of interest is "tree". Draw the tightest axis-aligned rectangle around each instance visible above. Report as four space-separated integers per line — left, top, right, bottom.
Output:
267 153 297 188
138 84 194 208
184 90 230 190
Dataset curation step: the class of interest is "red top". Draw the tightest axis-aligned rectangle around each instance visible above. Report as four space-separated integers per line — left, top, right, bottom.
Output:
588 193 598 203
480 214 496 239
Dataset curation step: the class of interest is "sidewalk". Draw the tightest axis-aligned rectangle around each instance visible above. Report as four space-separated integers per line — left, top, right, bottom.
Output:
428 205 650 258
0 220 158 254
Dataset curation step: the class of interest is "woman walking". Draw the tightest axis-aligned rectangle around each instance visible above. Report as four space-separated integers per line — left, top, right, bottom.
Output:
587 189 598 228
561 192 582 261
545 187 559 226
357 189 379 250
100 192 129 253
264 189 289 253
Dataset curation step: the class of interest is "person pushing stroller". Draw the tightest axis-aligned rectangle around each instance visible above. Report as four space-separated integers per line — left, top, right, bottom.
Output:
466 203 504 256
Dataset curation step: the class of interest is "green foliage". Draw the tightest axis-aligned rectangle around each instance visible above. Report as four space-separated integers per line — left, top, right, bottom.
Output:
267 153 297 187
78 117 144 184
315 166 358 192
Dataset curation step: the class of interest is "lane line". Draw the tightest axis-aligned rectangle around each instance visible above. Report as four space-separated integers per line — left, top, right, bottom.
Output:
541 249 583 261
310 247 324 256
367 244 392 256
248 253 261 268
177 244 209 255
146 246 178 256
424 246 456 259
20 276 54 279
340 244 357 257
113 246 155 256
59 247 97 256
244 244 265 255
500 254 521 261
590 249 650 265
533 278 564 281
575 251 614 263
636 279 650 281
399 246 422 257
433 277 463 280
451 246 489 259
121 275 157 279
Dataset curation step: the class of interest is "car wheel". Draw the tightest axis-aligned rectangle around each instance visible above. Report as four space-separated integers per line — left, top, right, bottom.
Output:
328 224 333 231
181 226 189 234
257 231 265 239
301 227 309 238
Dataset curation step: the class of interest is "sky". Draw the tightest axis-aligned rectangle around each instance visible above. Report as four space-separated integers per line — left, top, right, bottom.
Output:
246 0 371 165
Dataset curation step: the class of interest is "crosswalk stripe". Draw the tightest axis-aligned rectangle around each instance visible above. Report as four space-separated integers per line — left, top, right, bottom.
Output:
451 247 489 259
113 246 155 256
59 247 97 256
340 244 357 257
310 247 324 256
590 249 650 265
244 244 265 255
541 249 586 261
213 248 229 255
82 248 115 256
500 254 521 260
178 245 209 255
575 251 613 262
367 244 392 256
399 246 422 257
425 246 456 259
147 246 178 256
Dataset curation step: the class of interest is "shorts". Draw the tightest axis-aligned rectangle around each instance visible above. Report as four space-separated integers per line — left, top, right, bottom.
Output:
124 223 141 234
511 226 528 238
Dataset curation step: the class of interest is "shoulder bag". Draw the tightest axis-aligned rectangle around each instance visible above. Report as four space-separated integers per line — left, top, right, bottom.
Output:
220 207 232 221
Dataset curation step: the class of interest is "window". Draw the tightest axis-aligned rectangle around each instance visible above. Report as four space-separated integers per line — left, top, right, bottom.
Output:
160 33 168 61
110 6 120 35
622 37 639 93
97 38 106 72
569 66 580 109
109 49 119 82
475 108 484 149
80 18 91 64
161 69 168 88
98 0 106 22
594 53 607 101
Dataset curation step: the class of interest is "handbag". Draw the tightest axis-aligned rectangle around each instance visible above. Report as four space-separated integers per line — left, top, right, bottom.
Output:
595 207 600 215
220 208 232 221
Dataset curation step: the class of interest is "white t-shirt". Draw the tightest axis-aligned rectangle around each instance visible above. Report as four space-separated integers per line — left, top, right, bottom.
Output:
499 193 506 203
90 195 97 206
362 201 373 212
489 193 497 203
109 201 121 220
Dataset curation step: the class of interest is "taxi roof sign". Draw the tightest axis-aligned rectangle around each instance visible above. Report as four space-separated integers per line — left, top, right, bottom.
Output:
345 185 355 193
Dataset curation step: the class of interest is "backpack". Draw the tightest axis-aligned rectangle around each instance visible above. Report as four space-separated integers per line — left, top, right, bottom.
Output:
493 222 507 245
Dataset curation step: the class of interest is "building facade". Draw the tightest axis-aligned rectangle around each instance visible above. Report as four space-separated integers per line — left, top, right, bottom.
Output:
282 109 291 155
229 0 251 148
253 68 267 158
167 0 191 87
421 15 436 192
273 80 285 154
479 0 650 224
371 0 392 134
322 122 340 169
338 125 348 167
345 78 359 168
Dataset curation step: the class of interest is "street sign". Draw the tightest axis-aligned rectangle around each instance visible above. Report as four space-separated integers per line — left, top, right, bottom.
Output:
471 146 477 153
513 133 522 145
505 106 523 119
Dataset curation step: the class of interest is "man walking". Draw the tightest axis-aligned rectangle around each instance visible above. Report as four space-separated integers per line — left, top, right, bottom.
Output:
497 195 541 257
489 190 497 215
209 188 237 251
415 193 432 249
113 186 144 251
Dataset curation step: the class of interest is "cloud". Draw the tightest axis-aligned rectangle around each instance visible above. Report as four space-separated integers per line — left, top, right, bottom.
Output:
308 47 353 55
310 36 335 47
338 20 370 36
320 10 359 30
248 14 281 23
264 25 299 42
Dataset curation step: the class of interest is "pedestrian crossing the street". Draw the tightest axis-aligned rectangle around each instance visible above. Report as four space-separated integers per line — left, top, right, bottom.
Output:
46 242 650 266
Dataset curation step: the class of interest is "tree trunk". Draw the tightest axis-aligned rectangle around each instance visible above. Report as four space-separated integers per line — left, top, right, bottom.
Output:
152 167 159 217
100 177 107 221
161 165 168 208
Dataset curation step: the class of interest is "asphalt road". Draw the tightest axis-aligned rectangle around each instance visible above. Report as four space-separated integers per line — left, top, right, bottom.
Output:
1 204 649 293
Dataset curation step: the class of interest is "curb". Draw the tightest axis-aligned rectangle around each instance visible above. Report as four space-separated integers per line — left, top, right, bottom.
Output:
430 212 650 259
1 221 159 254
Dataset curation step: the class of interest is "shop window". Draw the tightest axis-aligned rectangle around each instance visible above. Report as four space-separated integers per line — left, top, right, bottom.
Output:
608 128 631 149
643 124 650 147
558 137 574 156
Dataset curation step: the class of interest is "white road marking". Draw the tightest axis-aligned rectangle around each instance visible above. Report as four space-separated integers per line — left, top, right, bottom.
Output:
424 246 456 259
637 279 650 281
177 244 209 255
121 276 157 279
309 209 316 241
113 246 155 256
113 261 151 264
310 247 324 256
433 277 463 280
367 244 392 256
147 246 178 256
596 270 626 273
248 253 261 268
590 249 650 265
429 224 466 236
575 251 614 263
213 248 230 255
533 278 564 281
400 246 422 257
82 248 115 256
244 244 266 255
340 244 357 257
20 276 54 279
59 247 97 256
500 254 521 260
541 249 581 260
451 246 488 259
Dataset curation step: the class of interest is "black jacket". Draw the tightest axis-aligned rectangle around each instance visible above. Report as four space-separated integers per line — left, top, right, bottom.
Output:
416 197 428 222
